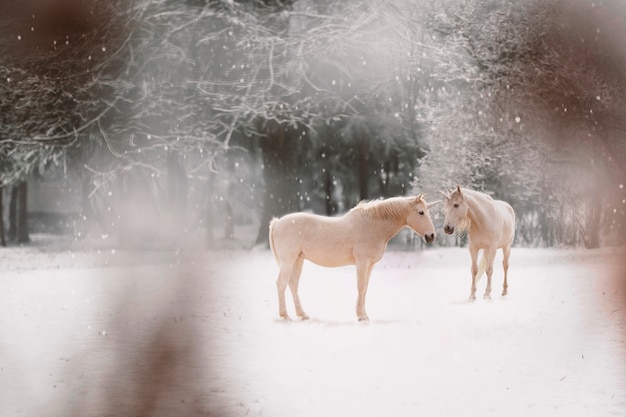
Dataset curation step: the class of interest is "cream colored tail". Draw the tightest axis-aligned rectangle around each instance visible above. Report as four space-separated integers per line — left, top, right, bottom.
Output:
475 251 488 283
268 218 279 264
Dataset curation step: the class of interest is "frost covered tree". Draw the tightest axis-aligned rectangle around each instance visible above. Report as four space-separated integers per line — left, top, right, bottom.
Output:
1 1 249 245
10 0 621 250
193 0 435 244
0 1 134 169
417 0 626 247
0 0 135 244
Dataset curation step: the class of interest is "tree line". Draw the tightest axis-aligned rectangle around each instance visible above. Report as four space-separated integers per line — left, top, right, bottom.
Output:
1 0 624 248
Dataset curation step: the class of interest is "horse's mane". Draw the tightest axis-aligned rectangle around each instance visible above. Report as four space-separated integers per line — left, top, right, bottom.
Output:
455 216 471 236
352 197 412 220
462 188 494 201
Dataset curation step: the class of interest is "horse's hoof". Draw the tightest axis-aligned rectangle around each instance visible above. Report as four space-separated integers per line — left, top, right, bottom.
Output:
300 315 310 321
280 314 291 321
358 317 369 322
502 290 508 296
483 294 492 300
469 294 477 301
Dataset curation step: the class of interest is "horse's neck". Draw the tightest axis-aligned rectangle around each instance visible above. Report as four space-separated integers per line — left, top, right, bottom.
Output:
386 200 413 240
464 192 490 230
354 198 409 241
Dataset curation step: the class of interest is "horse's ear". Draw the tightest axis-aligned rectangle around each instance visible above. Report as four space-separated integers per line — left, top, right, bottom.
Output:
439 190 450 200
415 193 426 202
456 185 463 197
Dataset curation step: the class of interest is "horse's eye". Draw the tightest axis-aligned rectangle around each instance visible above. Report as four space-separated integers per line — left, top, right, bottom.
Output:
418 210 424 215
453 203 459 208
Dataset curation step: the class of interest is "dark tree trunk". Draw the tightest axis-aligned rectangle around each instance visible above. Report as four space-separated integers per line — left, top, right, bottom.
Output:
255 120 299 246
8 185 18 242
16 181 29 244
539 211 553 246
9 181 30 243
0 185 5 246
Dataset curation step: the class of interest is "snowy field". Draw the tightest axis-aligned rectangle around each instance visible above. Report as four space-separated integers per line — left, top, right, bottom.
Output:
1 237 625 417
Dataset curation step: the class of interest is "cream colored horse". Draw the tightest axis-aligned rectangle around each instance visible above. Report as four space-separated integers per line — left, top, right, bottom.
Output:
440 186 515 300
269 194 440 321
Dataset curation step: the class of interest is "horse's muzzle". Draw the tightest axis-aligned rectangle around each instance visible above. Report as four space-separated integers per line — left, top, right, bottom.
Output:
444 225 454 235
425 233 435 243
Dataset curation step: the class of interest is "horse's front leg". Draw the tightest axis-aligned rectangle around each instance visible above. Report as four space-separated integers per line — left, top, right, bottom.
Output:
469 245 479 300
483 247 497 300
355 259 374 321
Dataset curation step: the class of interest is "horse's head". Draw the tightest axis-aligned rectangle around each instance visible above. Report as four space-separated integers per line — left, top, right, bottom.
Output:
406 193 440 243
440 186 468 235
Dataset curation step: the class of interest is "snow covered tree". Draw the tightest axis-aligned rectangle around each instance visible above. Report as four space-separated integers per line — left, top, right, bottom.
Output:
417 0 626 247
195 0 429 244
0 0 136 243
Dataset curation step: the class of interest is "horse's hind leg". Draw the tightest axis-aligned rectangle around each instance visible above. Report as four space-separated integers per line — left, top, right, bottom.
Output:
277 261 295 320
288 256 309 320
502 245 511 296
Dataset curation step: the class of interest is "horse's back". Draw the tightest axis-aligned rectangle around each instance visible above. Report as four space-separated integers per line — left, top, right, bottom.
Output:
271 212 356 267
271 212 328 242
273 212 341 234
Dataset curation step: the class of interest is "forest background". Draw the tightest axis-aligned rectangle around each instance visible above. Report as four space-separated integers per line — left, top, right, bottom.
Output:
1 0 625 250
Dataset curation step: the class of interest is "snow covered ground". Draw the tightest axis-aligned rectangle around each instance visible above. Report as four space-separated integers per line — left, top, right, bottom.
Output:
1 237 625 416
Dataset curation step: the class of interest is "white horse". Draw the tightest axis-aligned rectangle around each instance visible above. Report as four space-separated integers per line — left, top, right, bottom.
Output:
440 186 515 300
269 194 440 321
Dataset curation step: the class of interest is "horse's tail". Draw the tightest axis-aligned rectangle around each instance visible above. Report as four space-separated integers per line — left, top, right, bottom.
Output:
268 218 279 264
475 251 488 283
